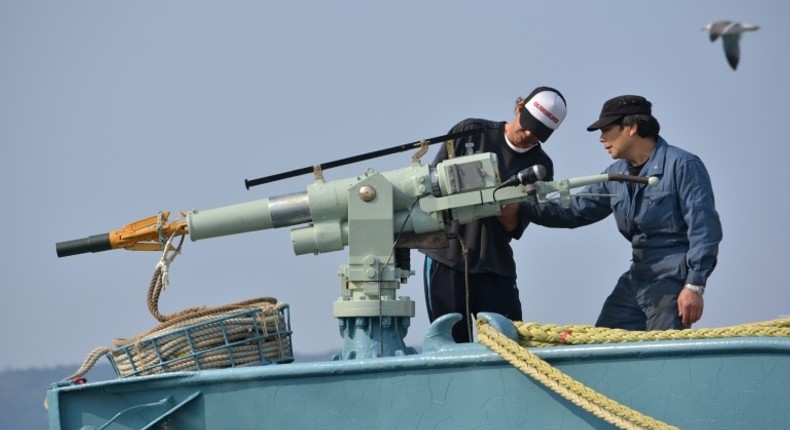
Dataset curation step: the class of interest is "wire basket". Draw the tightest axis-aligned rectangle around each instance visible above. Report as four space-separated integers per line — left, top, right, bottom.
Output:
108 303 293 377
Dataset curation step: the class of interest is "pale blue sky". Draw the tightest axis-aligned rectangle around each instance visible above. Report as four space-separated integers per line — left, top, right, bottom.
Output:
2 0 787 370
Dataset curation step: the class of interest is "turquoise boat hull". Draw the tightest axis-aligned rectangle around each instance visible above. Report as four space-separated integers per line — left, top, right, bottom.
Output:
46 330 790 429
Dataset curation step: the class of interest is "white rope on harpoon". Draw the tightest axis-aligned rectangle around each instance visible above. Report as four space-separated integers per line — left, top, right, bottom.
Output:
155 227 185 292
147 224 186 323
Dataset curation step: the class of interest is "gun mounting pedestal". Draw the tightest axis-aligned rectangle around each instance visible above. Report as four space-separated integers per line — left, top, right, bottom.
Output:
333 172 417 359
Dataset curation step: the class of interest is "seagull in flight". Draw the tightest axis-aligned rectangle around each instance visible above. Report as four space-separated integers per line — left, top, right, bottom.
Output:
702 21 760 70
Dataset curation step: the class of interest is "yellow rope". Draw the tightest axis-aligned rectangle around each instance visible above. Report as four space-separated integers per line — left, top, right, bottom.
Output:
477 317 790 429
477 319 679 430
515 317 790 347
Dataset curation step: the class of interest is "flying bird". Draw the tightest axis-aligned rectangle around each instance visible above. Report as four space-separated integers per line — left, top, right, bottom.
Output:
702 21 760 70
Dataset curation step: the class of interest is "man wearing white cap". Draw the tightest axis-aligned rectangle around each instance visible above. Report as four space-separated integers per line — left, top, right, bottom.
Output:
520 95 722 330
419 87 567 343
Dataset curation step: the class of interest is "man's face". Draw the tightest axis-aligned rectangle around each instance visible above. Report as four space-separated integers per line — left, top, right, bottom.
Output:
598 122 631 159
512 108 541 149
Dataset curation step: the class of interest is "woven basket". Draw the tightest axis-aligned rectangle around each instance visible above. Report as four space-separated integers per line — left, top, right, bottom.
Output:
108 303 292 377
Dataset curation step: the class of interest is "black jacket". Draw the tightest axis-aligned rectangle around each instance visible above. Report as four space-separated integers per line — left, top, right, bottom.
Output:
419 118 554 277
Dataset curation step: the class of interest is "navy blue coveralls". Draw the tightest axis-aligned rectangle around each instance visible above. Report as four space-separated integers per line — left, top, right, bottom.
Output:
521 137 722 330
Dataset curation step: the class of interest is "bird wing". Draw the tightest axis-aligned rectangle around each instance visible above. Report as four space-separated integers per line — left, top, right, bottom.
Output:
708 21 732 42
721 33 741 70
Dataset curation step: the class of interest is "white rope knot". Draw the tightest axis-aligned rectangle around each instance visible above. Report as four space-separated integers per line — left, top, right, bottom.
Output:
154 229 184 291
155 260 170 290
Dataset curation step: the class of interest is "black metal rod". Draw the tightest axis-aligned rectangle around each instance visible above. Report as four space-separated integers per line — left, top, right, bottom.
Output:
244 127 485 189
56 233 112 258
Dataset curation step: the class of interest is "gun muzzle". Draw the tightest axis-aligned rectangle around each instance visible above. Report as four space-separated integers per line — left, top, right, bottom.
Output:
56 234 113 257
55 211 188 257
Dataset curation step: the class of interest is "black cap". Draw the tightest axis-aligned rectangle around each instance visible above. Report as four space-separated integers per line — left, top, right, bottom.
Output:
586 95 652 131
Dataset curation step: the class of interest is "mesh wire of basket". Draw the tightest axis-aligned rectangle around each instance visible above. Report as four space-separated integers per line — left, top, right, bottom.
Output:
108 304 293 377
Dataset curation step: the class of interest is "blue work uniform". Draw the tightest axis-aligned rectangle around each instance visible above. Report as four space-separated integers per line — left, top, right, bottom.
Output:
521 137 722 330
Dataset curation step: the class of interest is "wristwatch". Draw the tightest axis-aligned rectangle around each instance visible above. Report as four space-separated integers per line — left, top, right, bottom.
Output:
684 284 705 297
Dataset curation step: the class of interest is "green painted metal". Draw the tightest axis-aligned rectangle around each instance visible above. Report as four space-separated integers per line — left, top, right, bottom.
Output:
185 152 506 360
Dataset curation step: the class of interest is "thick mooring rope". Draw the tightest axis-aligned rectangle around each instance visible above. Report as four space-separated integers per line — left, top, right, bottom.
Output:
63 346 113 382
477 319 679 430
514 317 790 347
477 317 790 430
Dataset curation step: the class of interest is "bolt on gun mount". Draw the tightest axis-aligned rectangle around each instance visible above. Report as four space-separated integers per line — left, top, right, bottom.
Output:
55 151 656 359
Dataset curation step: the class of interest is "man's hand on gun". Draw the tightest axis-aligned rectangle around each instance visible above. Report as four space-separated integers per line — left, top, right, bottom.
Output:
496 204 521 233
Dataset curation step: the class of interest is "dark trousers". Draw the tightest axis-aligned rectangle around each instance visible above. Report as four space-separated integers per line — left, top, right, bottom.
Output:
424 256 522 343
595 270 685 330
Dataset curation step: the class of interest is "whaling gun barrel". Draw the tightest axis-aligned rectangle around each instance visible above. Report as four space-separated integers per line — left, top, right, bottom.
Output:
186 192 311 241
55 153 460 258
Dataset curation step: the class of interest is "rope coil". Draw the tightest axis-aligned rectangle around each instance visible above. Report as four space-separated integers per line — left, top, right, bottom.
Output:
109 298 292 377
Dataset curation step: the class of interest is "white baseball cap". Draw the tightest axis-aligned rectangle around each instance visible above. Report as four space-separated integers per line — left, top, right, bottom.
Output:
519 86 567 142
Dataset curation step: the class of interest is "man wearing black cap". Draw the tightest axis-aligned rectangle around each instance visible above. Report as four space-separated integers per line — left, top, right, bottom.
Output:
419 87 567 342
520 95 722 330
